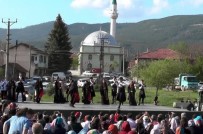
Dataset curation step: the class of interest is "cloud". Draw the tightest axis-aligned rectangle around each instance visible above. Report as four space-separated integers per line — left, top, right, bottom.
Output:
70 0 170 22
179 0 203 7
150 0 169 14
71 0 108 8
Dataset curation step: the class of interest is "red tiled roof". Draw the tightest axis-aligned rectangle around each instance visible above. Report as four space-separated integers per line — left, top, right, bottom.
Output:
138 48 180 60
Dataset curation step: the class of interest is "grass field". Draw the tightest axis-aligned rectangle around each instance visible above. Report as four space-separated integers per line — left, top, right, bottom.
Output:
41 87 199 107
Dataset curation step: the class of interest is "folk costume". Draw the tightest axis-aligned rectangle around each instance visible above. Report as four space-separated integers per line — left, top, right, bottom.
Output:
138 80 146 105
90 77 95 103
128 81 137 106
54 78 65 103
117 77 126 110
111 76 118 104
100 79 109 105
69 79 80 107
82 81 92 104
34 80 41 103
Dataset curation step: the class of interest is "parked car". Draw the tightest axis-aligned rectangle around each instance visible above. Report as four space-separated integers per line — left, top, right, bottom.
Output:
42 82 52 90
108 76 131 86
27 76 42 85
81 71 97 77
24 83 35 94
42 76 51 82
52 72 66 81
77 78 89 87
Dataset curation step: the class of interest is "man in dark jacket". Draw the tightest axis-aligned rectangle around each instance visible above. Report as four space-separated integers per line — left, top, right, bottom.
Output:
16 79 25 102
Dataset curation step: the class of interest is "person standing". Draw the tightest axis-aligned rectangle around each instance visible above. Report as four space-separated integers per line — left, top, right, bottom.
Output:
69 79 79 107
100 78 109 105
1 79 8 100
90 77 95 104
6 79 16 102
16 78 25 102
128 81 137 106
34 80 40 103
54 77 61 103
38 81 44 103
138 80 146 105
82 80 91 104
111 76 118 104
117 77 126 110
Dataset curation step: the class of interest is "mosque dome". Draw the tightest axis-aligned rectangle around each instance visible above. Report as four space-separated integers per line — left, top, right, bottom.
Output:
82 30 117 46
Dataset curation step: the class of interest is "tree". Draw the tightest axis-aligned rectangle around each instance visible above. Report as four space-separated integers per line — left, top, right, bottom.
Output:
71 56 79 70
139 60 189 100
45 14 72 73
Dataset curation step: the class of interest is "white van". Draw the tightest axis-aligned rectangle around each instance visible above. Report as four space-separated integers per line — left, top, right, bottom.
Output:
52 72 66 81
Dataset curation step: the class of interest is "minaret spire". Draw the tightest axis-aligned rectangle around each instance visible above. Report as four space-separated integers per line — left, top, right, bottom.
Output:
110 0 118 38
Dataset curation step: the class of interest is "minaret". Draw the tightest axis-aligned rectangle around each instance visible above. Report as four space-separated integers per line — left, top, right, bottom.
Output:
110 0 118 38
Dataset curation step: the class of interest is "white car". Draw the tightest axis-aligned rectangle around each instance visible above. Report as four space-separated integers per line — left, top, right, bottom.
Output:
108 76 131 86
77 78 89 87
42 82 52 90
81 71 97 77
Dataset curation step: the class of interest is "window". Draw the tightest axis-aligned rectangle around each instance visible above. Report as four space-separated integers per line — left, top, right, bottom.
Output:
39 55 43 63
110 55 114 61
44 56 46 63
88 54 92 60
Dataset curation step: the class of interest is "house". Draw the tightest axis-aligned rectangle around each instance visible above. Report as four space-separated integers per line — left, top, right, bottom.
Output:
0 43 48 80
128 48 181 69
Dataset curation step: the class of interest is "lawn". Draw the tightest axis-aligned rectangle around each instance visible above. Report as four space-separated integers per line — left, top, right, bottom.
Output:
41 86 199 107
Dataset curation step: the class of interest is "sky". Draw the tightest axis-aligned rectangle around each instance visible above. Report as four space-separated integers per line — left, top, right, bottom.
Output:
0 0 203 29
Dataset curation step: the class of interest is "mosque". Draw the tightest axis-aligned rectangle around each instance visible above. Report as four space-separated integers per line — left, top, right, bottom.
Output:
78 0 124 75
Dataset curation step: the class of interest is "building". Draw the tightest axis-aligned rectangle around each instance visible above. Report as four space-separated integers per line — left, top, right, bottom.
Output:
78 0 124 75
128 48 181 69
0 43 48 79
78 30 123 74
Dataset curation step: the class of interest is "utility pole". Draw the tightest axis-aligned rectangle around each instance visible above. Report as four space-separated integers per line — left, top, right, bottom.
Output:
2 18 17 80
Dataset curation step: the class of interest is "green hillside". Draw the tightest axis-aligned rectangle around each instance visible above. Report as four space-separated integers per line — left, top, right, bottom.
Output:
1 15 203 58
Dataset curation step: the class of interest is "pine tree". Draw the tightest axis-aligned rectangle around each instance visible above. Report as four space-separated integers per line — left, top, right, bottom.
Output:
45 14 72 73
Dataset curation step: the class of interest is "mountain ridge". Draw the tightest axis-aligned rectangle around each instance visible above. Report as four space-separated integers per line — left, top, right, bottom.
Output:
1 14 203 58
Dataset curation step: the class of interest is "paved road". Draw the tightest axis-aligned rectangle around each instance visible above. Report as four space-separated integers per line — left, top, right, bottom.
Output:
17 101 187 112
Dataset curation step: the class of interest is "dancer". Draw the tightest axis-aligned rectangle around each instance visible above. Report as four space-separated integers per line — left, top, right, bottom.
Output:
69 79 79 107
138 80 146 105
34 80 40 103
90 77 95 104
54 77 63 103
128 81 137 106
82 80 91 104
100 78 109 105
117 77 126 110
111 76 118 104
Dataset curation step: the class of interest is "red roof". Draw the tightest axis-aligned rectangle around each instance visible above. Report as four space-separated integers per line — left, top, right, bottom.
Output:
138 48 180 60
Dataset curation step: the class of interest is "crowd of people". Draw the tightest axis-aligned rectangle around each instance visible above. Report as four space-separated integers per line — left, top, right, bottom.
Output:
0 100 203 134
0 77 44 104
54 76 147 110
0 74 147 110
